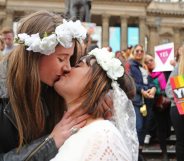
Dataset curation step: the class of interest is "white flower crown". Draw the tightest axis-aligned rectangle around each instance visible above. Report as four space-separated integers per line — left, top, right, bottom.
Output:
88 48 124 80
16 19 87 55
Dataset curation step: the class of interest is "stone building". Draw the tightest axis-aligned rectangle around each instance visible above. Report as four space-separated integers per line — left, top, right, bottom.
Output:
0 0 184 53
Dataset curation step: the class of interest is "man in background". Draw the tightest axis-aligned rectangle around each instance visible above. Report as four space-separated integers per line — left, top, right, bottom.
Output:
1 27 16 55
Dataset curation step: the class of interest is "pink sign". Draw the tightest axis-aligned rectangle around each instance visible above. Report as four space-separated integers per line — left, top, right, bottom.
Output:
156 48 172 64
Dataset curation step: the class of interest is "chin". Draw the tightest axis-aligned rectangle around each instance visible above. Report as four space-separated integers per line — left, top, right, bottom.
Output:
53 81 61 93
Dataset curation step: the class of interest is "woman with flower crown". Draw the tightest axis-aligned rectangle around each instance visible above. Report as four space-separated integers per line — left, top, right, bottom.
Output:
0 11 112 161
51 48 139 161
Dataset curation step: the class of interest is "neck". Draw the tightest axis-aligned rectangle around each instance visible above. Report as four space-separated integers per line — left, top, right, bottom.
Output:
86 117 104 126
66 99 104 126
135 59 142 64
66 100 82 110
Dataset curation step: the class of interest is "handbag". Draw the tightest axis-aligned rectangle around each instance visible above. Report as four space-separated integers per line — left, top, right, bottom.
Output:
155 95 171 111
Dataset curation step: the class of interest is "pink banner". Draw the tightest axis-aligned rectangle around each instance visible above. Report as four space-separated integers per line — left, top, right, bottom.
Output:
156 48 172 64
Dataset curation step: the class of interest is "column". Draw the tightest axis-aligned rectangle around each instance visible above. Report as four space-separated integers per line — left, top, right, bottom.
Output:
0 12 6 29
148 26 158 55
2 10 14 28
174 27 181 50
120 16 128 50
102 14 110 47
139 17 146 48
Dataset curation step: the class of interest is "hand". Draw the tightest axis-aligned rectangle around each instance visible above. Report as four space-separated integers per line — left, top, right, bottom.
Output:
147 87 156 99
50 107 89 148
170 60 176 67
141 89 150 99
97 90 113 119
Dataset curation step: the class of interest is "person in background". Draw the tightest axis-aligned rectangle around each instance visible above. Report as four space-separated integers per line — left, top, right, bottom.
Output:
128 44 156 161
145 54 171 161
1 27 16 55
165 46 184 161
115 50 130 73
105 46 112 52
115 50 126 63
170 45 184 67
123 45 133 60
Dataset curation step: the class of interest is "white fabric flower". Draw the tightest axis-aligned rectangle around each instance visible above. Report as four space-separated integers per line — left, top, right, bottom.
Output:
88 48 124 80
55 21 73 48
17 33 30 42
26 34 42 52
72 20 87 43
39 34 58 55
55 19 87 48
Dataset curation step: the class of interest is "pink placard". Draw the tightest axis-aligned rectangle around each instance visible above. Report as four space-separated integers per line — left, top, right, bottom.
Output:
156 48 172 64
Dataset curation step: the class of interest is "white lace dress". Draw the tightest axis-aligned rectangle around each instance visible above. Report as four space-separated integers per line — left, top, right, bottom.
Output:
50 120 132 161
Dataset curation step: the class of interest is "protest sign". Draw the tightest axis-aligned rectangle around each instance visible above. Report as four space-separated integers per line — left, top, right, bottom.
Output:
153 42 174 72
170 75 184 115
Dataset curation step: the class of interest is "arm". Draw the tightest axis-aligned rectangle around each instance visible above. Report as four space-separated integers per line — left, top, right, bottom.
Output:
0 136 57 161
0 108 89 161
145 76 156 99
165 65 178 100
129 64 146 94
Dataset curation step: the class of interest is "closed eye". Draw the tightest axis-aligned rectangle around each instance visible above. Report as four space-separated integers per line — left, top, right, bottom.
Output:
75 64 80 68
58 57 64 62
75 60 84 68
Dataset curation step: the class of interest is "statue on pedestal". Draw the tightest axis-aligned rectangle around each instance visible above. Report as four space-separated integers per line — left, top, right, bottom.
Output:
65 0 92 22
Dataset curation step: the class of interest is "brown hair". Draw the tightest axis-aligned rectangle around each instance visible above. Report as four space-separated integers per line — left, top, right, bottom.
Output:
0 36 5 51
6 11 78 148
178 45 184 75
1 27 14 35
76 56 136 118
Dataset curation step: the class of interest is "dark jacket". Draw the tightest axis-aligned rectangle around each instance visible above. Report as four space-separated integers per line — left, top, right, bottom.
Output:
128 59 155 107
0 98 58 161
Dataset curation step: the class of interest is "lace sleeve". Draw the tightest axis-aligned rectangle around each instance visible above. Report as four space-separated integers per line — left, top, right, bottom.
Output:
81 123 132 161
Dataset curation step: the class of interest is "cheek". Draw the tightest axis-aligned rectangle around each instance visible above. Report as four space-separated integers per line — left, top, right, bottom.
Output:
39 56 60 86
151 63 155 68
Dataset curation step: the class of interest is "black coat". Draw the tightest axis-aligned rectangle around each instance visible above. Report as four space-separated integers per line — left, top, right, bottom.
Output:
0 98 58 161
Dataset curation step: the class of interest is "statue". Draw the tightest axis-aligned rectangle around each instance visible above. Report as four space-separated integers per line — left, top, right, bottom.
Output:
65 0 92 22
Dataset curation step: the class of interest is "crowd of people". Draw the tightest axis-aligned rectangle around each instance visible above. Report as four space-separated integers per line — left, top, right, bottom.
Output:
109 43 184 161
0 10 184 161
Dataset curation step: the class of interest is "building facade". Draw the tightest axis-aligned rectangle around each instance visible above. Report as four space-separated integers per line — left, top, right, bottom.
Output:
0 0 184 53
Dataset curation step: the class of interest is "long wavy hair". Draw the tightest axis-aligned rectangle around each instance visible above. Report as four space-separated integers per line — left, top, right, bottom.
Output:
178 45 184 75
6 11 78 148
74 56 136 118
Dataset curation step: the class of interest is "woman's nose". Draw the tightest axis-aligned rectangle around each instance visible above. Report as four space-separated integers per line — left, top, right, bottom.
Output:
63 63 71 73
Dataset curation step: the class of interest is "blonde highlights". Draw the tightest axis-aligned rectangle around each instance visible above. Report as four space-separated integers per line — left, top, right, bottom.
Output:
178 46 184 75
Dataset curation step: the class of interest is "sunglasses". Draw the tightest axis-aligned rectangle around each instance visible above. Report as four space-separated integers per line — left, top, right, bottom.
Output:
135 50 144 54
145 59 154 64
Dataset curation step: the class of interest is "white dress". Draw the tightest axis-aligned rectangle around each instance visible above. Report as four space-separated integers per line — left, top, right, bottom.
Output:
50 120 132 161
